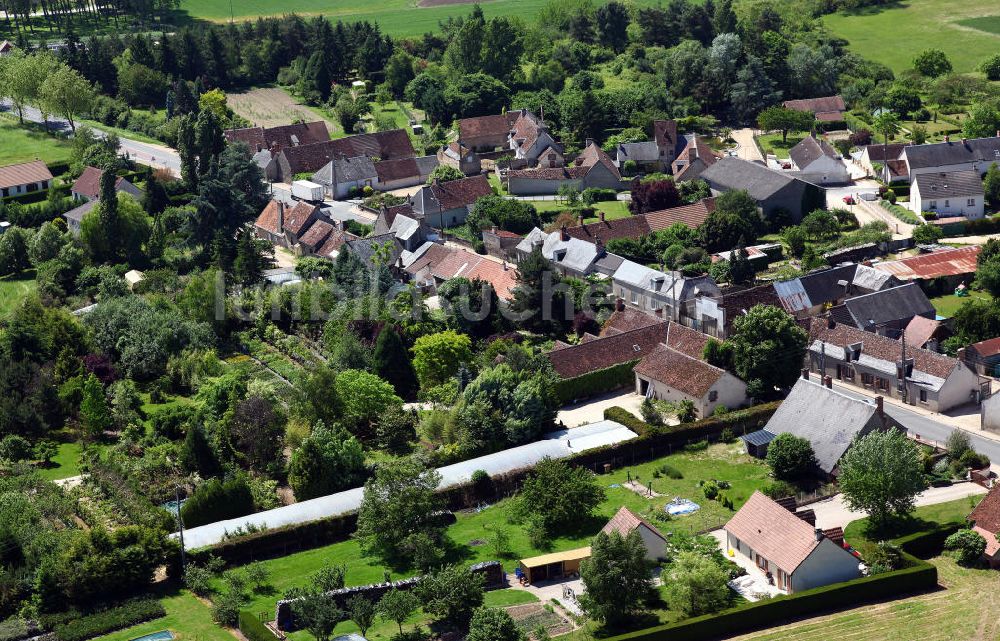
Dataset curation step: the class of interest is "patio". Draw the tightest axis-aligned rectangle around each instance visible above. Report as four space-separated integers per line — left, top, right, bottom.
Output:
709 530 785 601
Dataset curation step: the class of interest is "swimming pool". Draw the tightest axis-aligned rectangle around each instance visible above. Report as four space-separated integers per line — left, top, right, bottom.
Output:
130 630 174 641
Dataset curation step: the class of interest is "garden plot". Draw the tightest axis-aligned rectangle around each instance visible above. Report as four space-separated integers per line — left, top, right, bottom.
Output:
228 87 336 131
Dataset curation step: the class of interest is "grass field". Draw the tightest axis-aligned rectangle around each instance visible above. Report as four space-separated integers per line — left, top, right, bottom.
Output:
531 199 632 223
929 291 992 318
35 442 84 481
0 272 37 318
92 590 235 641
176 0 662 37
228 86 339 132
0 118 74 166
755 133 805 159
823 0 1000 74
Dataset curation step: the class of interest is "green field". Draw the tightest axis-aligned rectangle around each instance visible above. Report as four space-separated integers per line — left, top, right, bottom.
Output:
823 0 1000 74
929 291 992 318
0 119 74 167
531 198 632 223
92 591 234 641
177 0 661 37
0 272 37 318
35 442 84 481
755 133 806 159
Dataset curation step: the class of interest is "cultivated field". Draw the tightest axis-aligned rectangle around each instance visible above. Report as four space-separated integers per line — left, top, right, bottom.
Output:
178 0 662 36
823 0 1000 74
228 86 338 132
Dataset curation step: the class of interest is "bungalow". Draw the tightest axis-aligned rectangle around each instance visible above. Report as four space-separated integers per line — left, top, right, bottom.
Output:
601 506 668 562
787 135 850 185
782 95 847 124
899 135 1000 183
505 141 623 196
827 283 936 336
458 112 520 152
724 491 861 594
634 343 747 417
911 170 985 220
515 227 624 278
700 157 824 223
807 317 988 412
71 166 142 202
753 375 898 476
224 121 330 154
644 197 717 231
411 174 493 229
0 160 53 198
873 245 980 286
964 337 1000 377
967 484 1000 568
611 259 721 321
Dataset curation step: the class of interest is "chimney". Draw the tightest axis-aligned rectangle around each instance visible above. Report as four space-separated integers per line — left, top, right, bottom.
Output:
961 138 967 146
957 347 966 362
595 234 605 256
599 211 606 222
802 368 810 381
815 528 824 542
875 395 884 416
827 317 836 329
491 225 497 234
560 223 569 241
996 130 1000 138
824 375 832 389
585 138 594 148
277 200 285 232
616 298 625 311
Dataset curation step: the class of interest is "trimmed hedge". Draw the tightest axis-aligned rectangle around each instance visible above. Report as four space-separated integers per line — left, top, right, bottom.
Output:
53 599 165 641
605 527 947 641
555 359 639 403
239 611 278 641
604 402 780 440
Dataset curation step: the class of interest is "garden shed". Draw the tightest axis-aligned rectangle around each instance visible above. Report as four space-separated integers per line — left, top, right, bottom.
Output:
741 429 776 458
518 547 591 584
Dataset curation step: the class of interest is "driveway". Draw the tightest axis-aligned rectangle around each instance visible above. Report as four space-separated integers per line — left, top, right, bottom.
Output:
800 482 987 530
730 128 763 162
557 390 644 427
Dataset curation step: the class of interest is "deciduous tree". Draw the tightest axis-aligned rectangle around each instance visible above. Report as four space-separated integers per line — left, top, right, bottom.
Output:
839 429 927 531
579 530 655 624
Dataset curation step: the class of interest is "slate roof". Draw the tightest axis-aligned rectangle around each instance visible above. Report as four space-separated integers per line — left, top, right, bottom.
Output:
873 246 980 281
782 95 846 119
789 135 839 169
279 130 417 176
808 317 963 383
969 485 1000 557
903 136 1000 171
764 378 881 474
635 344 728 398
862 144 905 163
775 264 857 313
904 316 944 349
617 141 660 163
741 429 776 448
71 166 142 201
664 322 711 359
834 283 935 329
0 160 52 189
518 228 609 275
725 491 828 572
225 121 330 152
700 157 800 200
575 142 622 179
312 155 377 187
708 284 782 330
601 506 667 542
62 199 97 224
914 170 985 199
546 321 668 379
644 198 717 231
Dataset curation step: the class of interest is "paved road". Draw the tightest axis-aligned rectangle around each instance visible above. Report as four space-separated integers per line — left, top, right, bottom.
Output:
731 128 764 162
834 386 1000 464
1 101 181 174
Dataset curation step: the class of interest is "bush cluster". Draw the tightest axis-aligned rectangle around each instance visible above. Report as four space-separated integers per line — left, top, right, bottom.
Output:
53 599 165 641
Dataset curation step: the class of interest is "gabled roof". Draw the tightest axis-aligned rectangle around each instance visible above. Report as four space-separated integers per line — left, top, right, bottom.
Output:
764 378 881 474
616 141 660 163
225 121 330 152
510 109 550 153
71 166 141 200
862 144 905 163
317 228 358 258
902 136 1000 171
873 246 980 281
725 491 829 573
782 95 846 118
913 170 985 199
279 130 417 176
298 220 335 250
634 344 730 398
969 485 1000 557
968 336 1000 358
574 142 623 180
0 160 52 189
426 174 493 211
507 166 589 180
564 215 651 243
601 308 664 336
673 135 718 179
706 284 782 330
664 322 711 359
458 112 520 141
644 197 717 231
774 264 857 313
701 157 801 200
904 315 944 349
789 135 839 169
254 200 318 237
345 232 401 269
601 506 667 542
852 264 898 292
62 198 97 224
834 283 935 329
312 155 377 187
546 321 668 379
375 157 422 182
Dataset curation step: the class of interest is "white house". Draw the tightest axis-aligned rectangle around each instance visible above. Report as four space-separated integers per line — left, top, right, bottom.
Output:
0 160 53 198
601 507 668 562
983 393 1000 433
787 135 850 185
724 492 861 594
634 344 747 418
910 170 985 220
900 135 1000 183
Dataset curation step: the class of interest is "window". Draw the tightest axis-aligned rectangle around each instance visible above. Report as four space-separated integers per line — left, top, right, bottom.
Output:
944 200 950 208
709 390 718 402
877 377 889 391
919 389 928 403
967 198 975 207
843 366 855 381
861 373 874 387
25 183 37 193
928 200 937 209
631 291 638 305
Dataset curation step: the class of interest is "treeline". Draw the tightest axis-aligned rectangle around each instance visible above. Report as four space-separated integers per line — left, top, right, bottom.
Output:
0 0 179 37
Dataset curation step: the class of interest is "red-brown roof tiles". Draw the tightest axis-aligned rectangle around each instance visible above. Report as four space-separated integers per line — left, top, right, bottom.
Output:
298 220 335 251
564 215 651 242
0 160 52 190
644 198 717 231
546 321 669 379
317 229 358 257
783 95 846 118
601 506 667 541
665 323 711 359
280 129 417 175
725 491 825 573
633 344 726 398
459 113 519 143
969 485 1000 557
969 336 1000 358
430 174 493 210
600 309 666 336
225 121 330 152
375 157 421 182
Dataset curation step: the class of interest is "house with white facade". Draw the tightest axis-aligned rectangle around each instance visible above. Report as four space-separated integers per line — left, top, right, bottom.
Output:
724 492 861 594
0 160 53 198
515 226 624 278
634 343 747 417
787 135 850 185
601 507 668 562
910 170 985 220
611 260 721 321
900 135 1000 183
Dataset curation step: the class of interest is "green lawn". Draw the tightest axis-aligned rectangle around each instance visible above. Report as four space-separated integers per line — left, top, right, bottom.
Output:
531 199 632 223
755 133 805 159
823 0 1000 74
0 272 37 318
843 496 981 546
91 590 235 641
35 442 84 481
929 291 992 318
0 119 74 166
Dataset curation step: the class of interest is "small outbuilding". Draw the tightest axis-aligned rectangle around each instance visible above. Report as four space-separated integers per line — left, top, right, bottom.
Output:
601 506 668 562
517 547 591 584
741 429 777 458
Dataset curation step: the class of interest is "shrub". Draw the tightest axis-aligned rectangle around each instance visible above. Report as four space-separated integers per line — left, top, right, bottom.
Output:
53 599 166 641
659 464 683 479
959 449 990 470
239 610 278 641
944 529 987 566
0 618 29 641
702 481 719 500
765 433 817 481
180 476 256 528
555 360 640 404
761 480 797 500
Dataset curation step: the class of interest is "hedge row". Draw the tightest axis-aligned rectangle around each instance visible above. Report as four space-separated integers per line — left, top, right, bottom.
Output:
606 527 947 641
603 402 780 440
239 611 278 641
53 599 165 641
554 359 640 403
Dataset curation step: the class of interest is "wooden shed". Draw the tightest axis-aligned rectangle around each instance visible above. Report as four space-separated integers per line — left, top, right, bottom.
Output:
517 547 591 584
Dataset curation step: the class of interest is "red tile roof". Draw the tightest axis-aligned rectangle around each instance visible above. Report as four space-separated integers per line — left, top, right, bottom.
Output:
575 142 622 179
546 321 669 379
969 486 1000 557
725 491 825 573
633 344 726 398
564 215 651 242
904 316 943 349
601 309 665 336
459 113 519 142
653 120 679 151
298 219 335 250
317 229 358 257
375 157 421 182
664 323 711 359
253 200 318 237
465 256 518 301
510 110 547 153
601 506 666 541
279 129 416 176
644 198 717 231
430 174 492 210
225 121 330 152
874 246 980 281
0 160 52 190
968 336 1000 358
507 166 589 180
